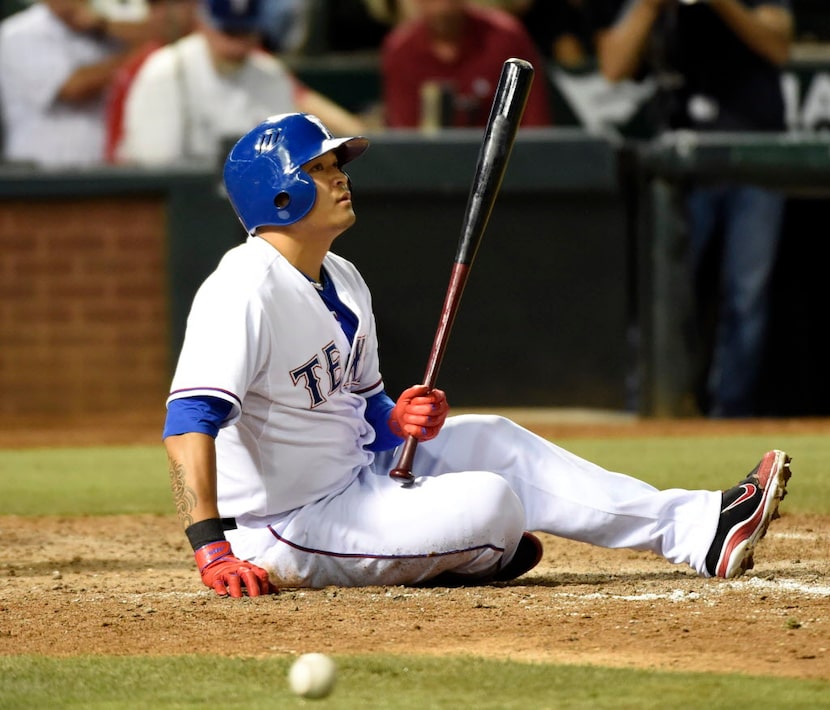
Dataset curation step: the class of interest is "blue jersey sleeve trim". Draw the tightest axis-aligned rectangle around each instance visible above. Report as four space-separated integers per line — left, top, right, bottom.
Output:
162 395 235 439
363 390 404 452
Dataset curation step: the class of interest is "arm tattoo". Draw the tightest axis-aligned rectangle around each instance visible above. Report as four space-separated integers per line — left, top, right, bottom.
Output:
167 455 198 528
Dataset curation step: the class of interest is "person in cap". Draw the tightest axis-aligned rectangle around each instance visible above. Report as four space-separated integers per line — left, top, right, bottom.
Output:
116 0 365 165
163 112 792 598
0 0 169 166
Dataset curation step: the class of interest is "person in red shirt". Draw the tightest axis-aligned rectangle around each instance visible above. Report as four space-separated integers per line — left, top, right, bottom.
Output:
381 0 553 128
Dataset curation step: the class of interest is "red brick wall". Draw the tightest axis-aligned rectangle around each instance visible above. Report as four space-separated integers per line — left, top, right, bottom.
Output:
0 196 169 419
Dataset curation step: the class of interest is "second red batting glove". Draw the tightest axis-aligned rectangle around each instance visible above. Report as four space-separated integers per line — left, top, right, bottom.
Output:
389 384 449 442
194 540 276 598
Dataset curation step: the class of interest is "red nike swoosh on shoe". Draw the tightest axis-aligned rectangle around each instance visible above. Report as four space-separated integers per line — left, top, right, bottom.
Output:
722 483 758 513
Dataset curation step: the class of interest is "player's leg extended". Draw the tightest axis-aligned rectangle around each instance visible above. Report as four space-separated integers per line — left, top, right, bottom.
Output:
412 414 721 574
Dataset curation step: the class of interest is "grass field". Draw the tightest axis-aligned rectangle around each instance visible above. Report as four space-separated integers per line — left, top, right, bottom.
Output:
1 433 827 516
1 654 829 709
0 431 828 709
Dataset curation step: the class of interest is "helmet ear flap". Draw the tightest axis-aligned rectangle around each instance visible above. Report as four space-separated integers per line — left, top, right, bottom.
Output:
272 168 316 225
230 157 316 230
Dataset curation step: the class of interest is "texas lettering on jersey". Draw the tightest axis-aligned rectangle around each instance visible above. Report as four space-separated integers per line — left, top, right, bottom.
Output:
290 335 367 408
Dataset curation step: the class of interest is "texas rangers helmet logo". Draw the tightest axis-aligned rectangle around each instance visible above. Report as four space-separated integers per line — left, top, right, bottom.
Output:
255 129 279 154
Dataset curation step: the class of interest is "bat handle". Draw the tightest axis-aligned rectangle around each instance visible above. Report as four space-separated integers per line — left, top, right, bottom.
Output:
389 435 418 486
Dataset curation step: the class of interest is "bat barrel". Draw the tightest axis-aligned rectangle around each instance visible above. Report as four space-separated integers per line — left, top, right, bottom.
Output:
455 58 534 266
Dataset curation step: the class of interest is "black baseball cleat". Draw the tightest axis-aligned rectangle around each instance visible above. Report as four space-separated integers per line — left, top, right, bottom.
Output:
493 531 543 582
705 450 792 579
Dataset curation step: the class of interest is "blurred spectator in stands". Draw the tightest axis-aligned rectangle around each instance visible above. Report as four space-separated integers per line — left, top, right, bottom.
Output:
366 0 595 65
381 0 553 128
0 0 166 167
104 0 199 163
116 0 366 165
593 0 794 417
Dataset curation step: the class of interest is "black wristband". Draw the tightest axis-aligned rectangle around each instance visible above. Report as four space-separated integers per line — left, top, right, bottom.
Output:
185 518 226 551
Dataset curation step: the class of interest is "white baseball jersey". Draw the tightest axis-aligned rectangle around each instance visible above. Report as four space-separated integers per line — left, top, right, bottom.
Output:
119 33 296 164
168 236 384 516
0 4 118 166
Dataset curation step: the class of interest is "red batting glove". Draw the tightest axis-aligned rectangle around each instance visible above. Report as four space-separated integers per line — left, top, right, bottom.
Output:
194 541 276 598
390 384 449 442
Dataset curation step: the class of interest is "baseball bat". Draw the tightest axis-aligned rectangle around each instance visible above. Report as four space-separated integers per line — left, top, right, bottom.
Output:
389 57 535 485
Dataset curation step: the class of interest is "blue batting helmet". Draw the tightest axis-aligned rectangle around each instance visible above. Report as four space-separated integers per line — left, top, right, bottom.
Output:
223 113 369 233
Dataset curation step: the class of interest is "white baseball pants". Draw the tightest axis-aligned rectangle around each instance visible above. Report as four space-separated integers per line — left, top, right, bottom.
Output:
226 415 720 588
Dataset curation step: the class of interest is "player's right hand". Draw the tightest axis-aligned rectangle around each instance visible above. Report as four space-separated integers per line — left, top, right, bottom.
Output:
390 384 449 441
194 540 277 598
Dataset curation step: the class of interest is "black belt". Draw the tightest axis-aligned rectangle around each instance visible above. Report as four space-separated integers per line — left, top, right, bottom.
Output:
221 517 237 531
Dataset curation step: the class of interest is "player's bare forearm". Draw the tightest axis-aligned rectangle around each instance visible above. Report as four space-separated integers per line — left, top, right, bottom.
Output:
165 432 276 597
164 432 221 529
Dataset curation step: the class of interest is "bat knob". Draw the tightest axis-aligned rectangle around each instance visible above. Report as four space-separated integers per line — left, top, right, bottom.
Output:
389 468 416 487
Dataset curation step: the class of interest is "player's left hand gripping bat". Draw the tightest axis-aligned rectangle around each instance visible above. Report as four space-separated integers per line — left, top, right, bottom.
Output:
389 57 535 486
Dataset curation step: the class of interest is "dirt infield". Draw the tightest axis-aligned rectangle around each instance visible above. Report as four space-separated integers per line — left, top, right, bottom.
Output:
0 413 828 681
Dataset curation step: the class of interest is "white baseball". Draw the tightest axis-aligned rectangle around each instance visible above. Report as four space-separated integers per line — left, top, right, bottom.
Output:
288 653 337 699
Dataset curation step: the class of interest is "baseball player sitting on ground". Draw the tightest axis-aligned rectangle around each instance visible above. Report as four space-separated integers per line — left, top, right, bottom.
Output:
162 112 793 598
